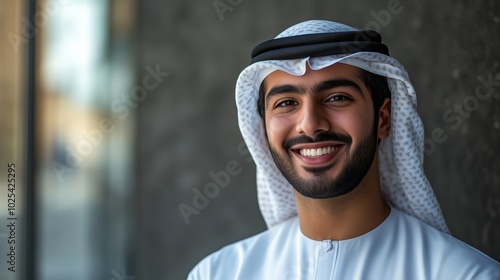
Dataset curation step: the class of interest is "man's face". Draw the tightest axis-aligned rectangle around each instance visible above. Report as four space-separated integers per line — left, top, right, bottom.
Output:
263 63 383 199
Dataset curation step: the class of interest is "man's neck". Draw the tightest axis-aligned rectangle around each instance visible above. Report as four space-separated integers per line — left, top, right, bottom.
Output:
295 163 390 241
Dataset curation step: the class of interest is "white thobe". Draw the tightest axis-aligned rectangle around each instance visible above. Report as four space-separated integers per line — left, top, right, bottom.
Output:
188 208 500 279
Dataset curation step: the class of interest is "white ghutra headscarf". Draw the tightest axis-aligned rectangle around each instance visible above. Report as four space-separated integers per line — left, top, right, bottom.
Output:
235 20 449 233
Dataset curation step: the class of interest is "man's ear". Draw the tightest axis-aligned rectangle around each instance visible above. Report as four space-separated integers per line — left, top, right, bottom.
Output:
377 98 391 140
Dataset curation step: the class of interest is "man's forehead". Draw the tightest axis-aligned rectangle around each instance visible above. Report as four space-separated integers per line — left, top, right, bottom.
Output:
263 63 365 90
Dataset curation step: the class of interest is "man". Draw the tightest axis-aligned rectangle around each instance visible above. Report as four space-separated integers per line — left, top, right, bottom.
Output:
188 20 500 279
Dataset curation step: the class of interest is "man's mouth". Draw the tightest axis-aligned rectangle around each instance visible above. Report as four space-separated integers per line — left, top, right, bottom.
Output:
290 143 345 167
298 145 342 157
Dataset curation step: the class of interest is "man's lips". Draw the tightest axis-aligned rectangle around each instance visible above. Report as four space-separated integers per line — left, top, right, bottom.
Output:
290 142 345 166
297 145 342 157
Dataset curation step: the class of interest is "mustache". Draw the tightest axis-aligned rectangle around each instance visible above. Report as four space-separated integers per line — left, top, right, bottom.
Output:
283 131 352 150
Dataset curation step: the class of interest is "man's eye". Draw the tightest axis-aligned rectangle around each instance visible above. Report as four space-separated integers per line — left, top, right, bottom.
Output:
327 95 351 102
276 100 298 107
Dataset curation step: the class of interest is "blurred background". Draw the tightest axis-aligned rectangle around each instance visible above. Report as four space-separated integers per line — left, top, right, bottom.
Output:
0 0 499 279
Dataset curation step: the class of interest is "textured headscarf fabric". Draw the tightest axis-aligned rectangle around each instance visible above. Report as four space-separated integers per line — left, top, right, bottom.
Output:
235 20 450 233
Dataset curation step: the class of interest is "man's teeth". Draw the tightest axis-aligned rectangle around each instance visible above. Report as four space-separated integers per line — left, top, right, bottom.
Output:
299 146 339 157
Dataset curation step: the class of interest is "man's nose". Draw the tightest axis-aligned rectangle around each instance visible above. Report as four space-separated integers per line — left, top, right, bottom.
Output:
295 101 330 136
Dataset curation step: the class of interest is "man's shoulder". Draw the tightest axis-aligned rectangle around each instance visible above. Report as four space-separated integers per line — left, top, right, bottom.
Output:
391 208 482 251
187 210 500 279
391 207 487 256
187 216 298 279
388 208 500 278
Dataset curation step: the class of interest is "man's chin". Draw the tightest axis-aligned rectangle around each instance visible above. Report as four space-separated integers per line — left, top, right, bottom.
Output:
294 182 359 199
302 164 336 176
293 185 345 199
288 173 337 198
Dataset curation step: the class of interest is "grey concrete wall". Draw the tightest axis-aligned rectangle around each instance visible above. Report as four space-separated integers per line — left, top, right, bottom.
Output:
134 0 500 278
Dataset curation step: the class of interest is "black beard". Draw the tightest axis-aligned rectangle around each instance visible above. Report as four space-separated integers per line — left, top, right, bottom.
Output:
268 123 378 199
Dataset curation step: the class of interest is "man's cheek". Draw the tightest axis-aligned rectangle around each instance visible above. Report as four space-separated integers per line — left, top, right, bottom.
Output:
265 118 288 151
267 117 292 135
334 113 368 137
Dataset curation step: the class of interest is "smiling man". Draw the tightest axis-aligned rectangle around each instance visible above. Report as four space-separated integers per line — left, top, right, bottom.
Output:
262 62 391 242
188 20 500 279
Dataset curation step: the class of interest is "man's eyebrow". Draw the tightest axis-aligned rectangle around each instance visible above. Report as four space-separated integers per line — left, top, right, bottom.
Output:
265 84 306 104
313 79 365 98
